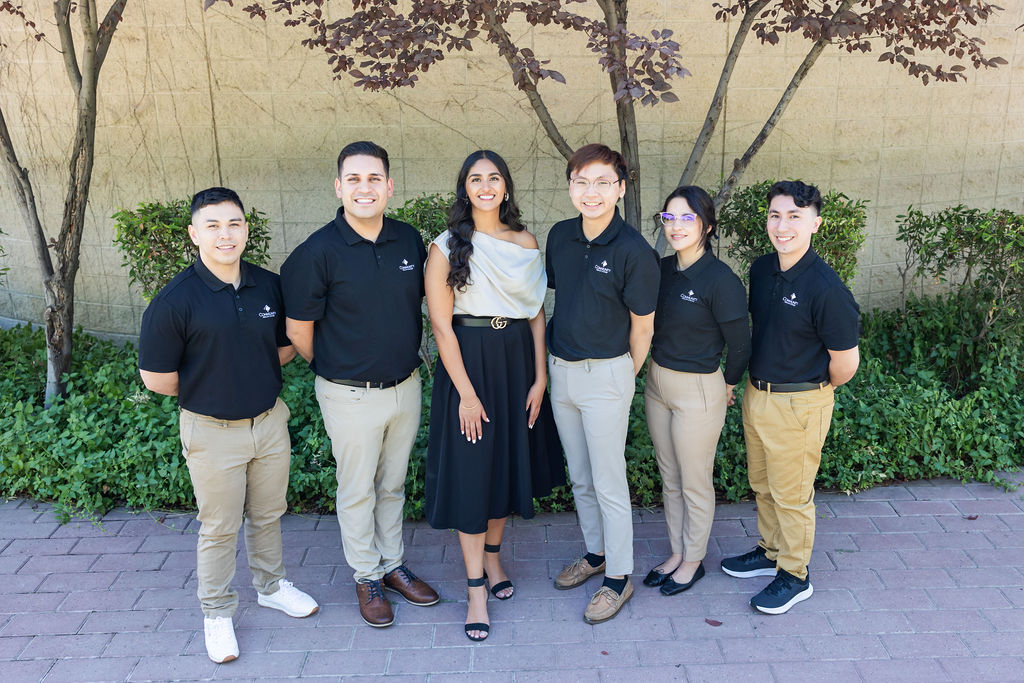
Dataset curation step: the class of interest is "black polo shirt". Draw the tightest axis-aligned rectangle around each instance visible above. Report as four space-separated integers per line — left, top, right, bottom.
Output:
138 259 289 420
545 209 660 361
280 209 426 381
651 251 748 378
748 248 860 384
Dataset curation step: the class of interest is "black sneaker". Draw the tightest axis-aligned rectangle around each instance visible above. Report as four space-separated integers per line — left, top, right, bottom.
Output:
720 546 777 578
750 570 813 614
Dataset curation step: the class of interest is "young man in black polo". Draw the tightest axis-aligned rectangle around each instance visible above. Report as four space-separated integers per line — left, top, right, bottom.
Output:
720 180 860 614
280 141 438 628
139 187 319 664
546 143 660 624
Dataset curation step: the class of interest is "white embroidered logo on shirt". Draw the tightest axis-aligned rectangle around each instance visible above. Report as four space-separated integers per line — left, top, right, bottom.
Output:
594 259 612 274
783 291 798 307
258 304 277 319
680 289 699 303
399 258 416 272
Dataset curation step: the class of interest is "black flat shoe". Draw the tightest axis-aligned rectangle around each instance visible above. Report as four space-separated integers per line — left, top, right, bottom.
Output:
643 568 671 587
660 562 705 596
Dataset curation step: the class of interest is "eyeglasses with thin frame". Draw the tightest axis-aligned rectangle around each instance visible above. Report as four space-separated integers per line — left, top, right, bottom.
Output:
569 176 622 192
655 212 698 227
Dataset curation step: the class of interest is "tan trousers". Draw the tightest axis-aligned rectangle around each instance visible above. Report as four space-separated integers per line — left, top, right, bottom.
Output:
742 380 835 580
549 353 635 577
644 363 727 561
315 372 421 582
180 398 291 617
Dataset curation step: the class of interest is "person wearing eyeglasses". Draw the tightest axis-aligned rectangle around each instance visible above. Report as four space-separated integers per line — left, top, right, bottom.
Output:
641 186 750 597
544 143 660 624
423 150 564 642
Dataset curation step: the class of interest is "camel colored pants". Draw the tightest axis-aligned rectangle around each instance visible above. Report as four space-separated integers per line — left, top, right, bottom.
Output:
644 363 727 561
180 398 291 617
315 372 421 582
742 380 835 580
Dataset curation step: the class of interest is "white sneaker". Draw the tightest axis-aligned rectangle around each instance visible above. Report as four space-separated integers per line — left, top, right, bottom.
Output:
203 616 238 663
257 579 319 617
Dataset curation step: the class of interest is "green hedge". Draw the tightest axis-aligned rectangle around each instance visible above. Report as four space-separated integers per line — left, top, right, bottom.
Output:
1 288 1021 519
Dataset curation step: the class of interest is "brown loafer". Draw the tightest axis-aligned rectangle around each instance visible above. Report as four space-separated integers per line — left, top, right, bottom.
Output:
383 565 440 606
554 556 605 590
356 579 394 628
583 580 634 624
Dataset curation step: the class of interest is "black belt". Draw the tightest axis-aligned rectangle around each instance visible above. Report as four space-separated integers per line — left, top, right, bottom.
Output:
750 378 829 393
327 376 405 389
452 315 525 330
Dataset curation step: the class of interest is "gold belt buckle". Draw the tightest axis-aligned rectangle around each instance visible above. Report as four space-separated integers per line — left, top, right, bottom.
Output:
490 316 508 330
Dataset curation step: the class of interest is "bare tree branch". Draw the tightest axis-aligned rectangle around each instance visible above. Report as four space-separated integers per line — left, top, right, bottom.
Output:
0 106 53 281
53 0 82 93
713 0 856 210
95 0 129 68
678 0 770 187
481 4 573 160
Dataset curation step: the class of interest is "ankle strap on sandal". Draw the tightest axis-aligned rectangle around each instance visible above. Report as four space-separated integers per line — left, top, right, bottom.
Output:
484 544 501 553
467 576 487 587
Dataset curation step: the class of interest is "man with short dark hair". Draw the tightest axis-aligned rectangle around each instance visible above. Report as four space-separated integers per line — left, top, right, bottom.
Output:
280 141 438 629
720 180 860 614
545 143 660 624
139 187 319 664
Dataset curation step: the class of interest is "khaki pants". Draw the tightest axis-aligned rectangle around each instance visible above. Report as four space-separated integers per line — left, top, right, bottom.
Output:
644 363 727 561
315 372 421 582
180 398 291 617
549 353 635 577
742 381 835 580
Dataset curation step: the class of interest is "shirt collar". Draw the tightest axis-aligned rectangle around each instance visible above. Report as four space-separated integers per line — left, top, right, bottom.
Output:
333 207 397 246
194 257 252 292
776 247 819 282
678 249 715 279
572 207 625 245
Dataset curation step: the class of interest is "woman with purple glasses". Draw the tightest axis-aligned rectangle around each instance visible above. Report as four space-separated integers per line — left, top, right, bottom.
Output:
642 186 750 596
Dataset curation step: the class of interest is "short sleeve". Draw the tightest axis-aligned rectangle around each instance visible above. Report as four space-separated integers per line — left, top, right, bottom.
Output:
280 243 328 322
416 232 428 299
270 276 291 347
816 285 860 351
138 297 185 373
711 269 748 324
621 244 660 316
431 230 452 260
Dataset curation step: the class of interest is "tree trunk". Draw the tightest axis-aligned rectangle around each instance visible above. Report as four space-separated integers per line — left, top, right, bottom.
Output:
598 0 642 231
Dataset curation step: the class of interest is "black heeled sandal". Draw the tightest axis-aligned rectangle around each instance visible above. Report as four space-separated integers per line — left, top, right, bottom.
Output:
484 543 514 600
464 576 490 642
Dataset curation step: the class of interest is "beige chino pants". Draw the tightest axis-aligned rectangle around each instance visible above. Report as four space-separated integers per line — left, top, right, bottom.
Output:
644 363 727 562
180 398 291 617
315 372 421 582
742 381 835 580
549 353 636 577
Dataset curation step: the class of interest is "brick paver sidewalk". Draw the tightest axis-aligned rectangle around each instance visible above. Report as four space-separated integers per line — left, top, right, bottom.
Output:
3 475 1024 682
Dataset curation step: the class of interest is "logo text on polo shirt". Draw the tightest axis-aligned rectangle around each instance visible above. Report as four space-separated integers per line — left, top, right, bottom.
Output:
259 304 278 319
399 258 416 272
594 260 611 274
783 291 798 307
680 289 699 303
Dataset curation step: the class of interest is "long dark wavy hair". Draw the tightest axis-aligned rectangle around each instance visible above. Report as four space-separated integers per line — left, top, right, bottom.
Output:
446 150 526 292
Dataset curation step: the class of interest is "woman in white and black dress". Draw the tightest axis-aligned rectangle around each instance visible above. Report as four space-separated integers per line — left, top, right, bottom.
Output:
424 150 564 641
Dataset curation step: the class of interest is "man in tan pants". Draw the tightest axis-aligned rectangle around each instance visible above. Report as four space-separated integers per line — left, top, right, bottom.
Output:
281 141 438 627
140 187 318 664
720 181 860 614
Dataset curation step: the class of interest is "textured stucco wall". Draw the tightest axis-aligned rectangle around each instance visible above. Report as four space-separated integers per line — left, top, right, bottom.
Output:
1 0 1022 337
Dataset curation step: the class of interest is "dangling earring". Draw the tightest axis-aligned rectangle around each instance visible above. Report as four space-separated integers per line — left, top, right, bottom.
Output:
504 193 509 202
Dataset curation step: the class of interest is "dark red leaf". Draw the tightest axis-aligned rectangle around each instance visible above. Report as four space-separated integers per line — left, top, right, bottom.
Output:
601 650 609 655
705 618 722 627
965 514 979 520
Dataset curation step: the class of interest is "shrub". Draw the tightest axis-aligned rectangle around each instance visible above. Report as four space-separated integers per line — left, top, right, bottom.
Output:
112 199 273 301
718 179 868 286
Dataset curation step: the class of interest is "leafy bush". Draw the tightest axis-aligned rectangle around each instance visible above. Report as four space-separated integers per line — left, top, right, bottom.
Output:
718 179 868 286
112 199 273 301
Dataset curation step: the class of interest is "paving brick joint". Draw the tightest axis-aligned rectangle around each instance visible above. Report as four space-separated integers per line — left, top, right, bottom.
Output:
3 474 1024 681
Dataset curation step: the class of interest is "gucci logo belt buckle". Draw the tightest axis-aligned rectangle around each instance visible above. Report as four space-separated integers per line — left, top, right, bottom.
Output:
490 316 508 330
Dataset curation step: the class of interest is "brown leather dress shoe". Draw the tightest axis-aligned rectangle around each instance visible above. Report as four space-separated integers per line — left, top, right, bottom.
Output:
356 579 394 628
383 565 440 606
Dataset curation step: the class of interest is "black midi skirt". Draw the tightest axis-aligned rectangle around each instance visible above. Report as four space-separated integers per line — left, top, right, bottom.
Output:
425 318 565 534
